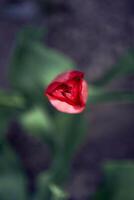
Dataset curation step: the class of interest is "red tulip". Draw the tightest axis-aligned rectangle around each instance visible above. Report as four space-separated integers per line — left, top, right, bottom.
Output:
45 70 88 114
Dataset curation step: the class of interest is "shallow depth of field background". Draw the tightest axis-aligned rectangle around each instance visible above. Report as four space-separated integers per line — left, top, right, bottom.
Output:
0 0 134 200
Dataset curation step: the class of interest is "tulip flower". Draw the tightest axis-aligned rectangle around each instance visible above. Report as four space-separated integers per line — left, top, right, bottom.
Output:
45 70 88 113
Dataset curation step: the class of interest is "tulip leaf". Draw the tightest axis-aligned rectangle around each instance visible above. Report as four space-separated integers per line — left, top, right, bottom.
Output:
49 184 68 200
10 27 76 96
36 171 68 200
89 87 134 105
94 161 134 200
94 50 134 86
0 107 12 137
35 113 88 193
0 174 27 200
0 90 25 137
20 106 53 134
19 105 58 152
0 90 25 109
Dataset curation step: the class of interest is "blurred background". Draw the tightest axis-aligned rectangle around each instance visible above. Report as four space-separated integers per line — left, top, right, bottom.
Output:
0 0 134 200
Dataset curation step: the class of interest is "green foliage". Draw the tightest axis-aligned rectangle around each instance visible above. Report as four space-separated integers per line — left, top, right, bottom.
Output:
0 174 27 200
10 27 75 96
0 107 11 137
19 105 57 151
20 106 54 136
0 143 22 174
0 27 134 200
35 112 88 200
49 112 87 184
89 86 134 105
0 89 25 139
49 184 68 200
0 90 25 109
36 172 68 200
36 172 52 200
94 50 134 86
0 27 77 199
94 161 134 200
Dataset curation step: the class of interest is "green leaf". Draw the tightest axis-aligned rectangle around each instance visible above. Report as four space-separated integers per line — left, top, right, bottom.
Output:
10 27 75 95
36 172 52 200
0 90 25 137
20 106 54 135
94 50 134 86
36 172 68 200
19 105 57 151
94 161 134 200
0 174 27 200
0 90 25 109
49 184 68 200
36 113 88 198
0 108 11 136
89 87 134 105
0 143 22 174
0 106 16 139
